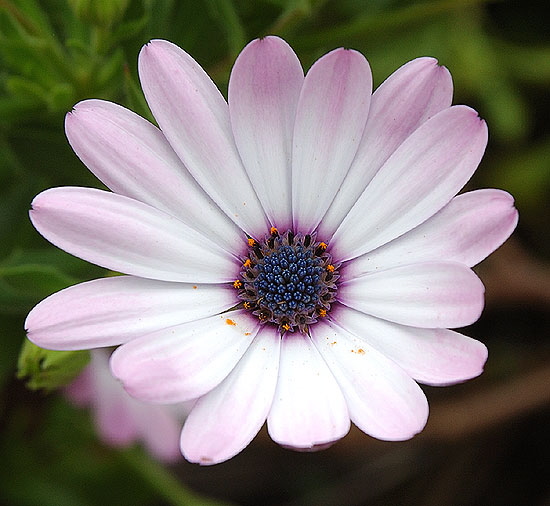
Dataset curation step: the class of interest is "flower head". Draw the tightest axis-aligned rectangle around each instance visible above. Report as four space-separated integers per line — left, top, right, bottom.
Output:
25 36 518 464
65 349 186 462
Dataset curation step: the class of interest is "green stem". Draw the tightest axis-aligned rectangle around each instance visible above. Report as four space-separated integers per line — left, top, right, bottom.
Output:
120 447 237 506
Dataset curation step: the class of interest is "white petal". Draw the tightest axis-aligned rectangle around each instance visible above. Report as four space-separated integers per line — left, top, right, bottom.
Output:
181 327 280 465
291 48 372 232
333 306 488 386
229 36 304 230
110 311 259 403
138 40 269 237
267 333 350 449
343 189 519 279
65 99 243 256
30 187 237 283
331 106 488 261
25 276 235 350
338 262 485 329
319 57 453 238
311 320 429 441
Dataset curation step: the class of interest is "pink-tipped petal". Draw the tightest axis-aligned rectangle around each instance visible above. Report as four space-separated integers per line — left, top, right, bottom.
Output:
133 401 184 462
291 48 372 232
343 189 519 279
69 350 183 461
138 39 269 237
110 311 259 403
181 327 281 465
65 100 243 256
30 187 237 283
339 262 485 329
311 320 429 441
267 333 350 449
229 36 304 229
319 57 453 238
331 106 488 261
334 306 488 386
93 353 140 446
64 365 94 405
25 277 235 350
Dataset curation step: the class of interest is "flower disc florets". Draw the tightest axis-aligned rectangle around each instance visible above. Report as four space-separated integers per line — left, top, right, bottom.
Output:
235 229 339 334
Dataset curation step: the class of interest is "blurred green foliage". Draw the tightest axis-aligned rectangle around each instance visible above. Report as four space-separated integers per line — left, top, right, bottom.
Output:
0 1 548 505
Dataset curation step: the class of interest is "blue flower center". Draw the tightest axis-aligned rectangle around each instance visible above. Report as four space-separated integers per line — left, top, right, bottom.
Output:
256 244 323 315
234 229 339 334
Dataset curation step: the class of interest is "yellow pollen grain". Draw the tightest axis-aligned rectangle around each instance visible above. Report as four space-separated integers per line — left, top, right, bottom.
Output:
247 238 256 247
318 242 328 250
226 318 237 326
282 323 291 332
243 258 252 268
326 264 335 272
233 280 242 289
192 285 197 289
243 302 252 309
318 308 327 317
270 226 278 235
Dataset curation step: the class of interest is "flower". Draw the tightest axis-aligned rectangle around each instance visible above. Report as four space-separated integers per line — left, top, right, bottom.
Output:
65 349 186 462
25 36 518 465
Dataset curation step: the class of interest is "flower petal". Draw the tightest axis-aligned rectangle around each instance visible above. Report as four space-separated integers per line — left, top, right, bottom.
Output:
80 350 182 461
30 187 237 283
343 189 518 279
267 333 350 449
319 57 453 238
181 326 280 465
138 39 269 236
311 320 429 441
110 311 259 403
291 48 372 232
95 386 139 447
338 262 485 329
229 36 304 230
132 401 183 462
331 106 488 261
65 99 243 256
333 306 488 386
25 276 235 350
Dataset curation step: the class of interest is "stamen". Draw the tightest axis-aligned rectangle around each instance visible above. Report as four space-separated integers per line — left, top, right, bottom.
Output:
234 230 339 334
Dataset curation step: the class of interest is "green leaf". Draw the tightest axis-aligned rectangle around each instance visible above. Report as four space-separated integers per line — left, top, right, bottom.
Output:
123 63 155 123
205 0 247 58
0 247 94 314
17 340 90 391
96 47 124 89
